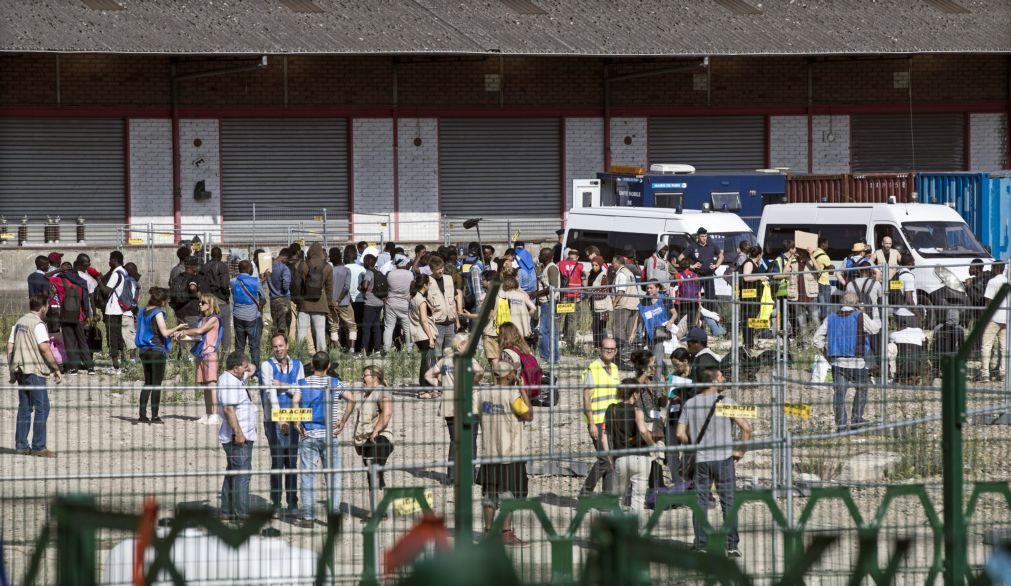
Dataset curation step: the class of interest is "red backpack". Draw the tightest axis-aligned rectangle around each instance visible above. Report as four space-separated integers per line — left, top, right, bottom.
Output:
505 345 543 398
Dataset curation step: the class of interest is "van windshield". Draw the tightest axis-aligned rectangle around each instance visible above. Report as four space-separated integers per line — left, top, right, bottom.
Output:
668 232 758 262
900 222 988 258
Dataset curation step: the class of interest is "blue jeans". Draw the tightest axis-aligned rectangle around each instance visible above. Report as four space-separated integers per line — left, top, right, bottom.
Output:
299 435 341 521
818 284 832 320
15 374 49 451
221 441 253 517
831 366 869 430
233 316 262 379
538 302 559 362
264 422 299 509
693 458 739 550
704 316 726 337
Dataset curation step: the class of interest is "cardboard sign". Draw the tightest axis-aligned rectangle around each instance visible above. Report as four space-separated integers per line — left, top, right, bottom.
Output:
784 403 812 419
795 230 819 251
716 404 757 419
556 302 576 314
889 280 903 290
748 318 770 329
740 289 757 299
257 252 272 276
271 408 313 422
127 237 144 245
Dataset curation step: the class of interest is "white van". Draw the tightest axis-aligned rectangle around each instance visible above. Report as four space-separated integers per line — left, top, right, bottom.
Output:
757 202 993 307
563 206 757 296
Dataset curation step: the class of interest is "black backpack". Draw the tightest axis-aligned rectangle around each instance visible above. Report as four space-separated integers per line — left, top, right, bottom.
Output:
303 264 325 302
94 270 121 310
888 268 912 306
369 268 390 299
169 272 191 311
60 277 83 323
931 322 965 357
289 261 305 303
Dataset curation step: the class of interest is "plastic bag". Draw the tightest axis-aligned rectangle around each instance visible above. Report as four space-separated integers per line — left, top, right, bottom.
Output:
810 355 829 383
49 336 65 365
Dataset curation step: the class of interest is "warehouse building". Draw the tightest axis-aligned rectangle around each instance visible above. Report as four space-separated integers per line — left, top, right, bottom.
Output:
1 0 1009 243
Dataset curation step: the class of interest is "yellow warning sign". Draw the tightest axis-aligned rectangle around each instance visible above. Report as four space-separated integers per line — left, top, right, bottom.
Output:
272 408 313 422
740 289 757 299
889 280 903 291
312 215 323 222
0 233 14 240
127 237 145 245
748 318 770 329
393 489 434 515
783 403 812 419
556 302 576 314
716 404 757 419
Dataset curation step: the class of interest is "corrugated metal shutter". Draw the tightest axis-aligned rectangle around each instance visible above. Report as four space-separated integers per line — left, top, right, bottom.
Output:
439 118 560 218
851 113 964 172
219 119 349 220
648 116 765 171
0 118 124 222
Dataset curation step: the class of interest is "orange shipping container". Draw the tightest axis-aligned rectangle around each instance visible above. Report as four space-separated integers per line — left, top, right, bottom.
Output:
847 173 916 203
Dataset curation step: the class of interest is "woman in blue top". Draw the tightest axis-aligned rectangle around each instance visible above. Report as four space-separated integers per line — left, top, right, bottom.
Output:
135 287 184 423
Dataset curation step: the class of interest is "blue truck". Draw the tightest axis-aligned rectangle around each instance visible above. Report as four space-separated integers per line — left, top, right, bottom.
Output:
595 171 786 231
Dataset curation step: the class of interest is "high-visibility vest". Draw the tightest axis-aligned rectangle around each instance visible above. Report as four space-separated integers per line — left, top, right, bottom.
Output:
585 359 620 425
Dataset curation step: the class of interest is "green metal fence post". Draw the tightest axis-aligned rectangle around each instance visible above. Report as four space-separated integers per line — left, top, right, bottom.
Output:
54 494 97 586
454 279 501 544
945 283 1010 586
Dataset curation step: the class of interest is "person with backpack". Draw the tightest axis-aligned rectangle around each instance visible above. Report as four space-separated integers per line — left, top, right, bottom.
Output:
295 351 356 528
170 257 202 328
328 247 357 352
459 242 486 322
498 322 546 403
136 287 183 423
344 244 367 354
930 309 966 381
50 261 94 375
357 253 385 356
482 276 537 371
200 247 232 354
645 245 669 284
676 367 752 558
513 242 538 295
425 333 485 482
231 260 264 380
680 228 724 312
100 251 130 373
173 293 223 426
557 248 584 348
296 243 333 354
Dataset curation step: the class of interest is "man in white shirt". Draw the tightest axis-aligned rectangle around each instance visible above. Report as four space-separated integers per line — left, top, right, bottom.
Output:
7 294 62 457
103 251 130 372
217 351 257 520
980 262 1008 383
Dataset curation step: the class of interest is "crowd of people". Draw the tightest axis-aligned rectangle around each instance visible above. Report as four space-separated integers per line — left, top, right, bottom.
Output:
6 229 1007 553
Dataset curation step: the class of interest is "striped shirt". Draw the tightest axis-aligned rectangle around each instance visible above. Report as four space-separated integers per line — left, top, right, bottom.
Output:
302 375 343 439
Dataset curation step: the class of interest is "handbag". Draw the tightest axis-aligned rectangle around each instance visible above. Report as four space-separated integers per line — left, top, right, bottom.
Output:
681 395 724 484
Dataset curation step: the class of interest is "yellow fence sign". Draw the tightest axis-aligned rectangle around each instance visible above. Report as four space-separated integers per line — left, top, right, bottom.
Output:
783 403 812 419
0 233 14 241
889 280 903 290
716 404 757 419
748 318 770 329
127 237 145 245
740 289 757 299
556 303 576 314
393 489 434 515
271 408 313 422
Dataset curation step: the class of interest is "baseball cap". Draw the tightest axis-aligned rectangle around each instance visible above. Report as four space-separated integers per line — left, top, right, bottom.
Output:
685 327 708 343
555 229 565 236
895 308 915 317
47 252 63 264
493 360 519 378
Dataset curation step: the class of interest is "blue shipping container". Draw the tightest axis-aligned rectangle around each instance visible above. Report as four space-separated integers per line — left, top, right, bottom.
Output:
916 171 1011 260
596 172 786 222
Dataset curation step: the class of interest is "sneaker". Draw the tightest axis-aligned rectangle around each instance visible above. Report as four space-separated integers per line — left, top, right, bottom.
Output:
151 417 164 424
501 529 529 548
205 414 222 426
32 449 56 458
195 415 209 424
726 548 742 558
88 369 97 375
138 415 150 423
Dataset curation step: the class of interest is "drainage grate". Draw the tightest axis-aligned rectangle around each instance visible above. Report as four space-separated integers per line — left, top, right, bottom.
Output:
924 0 970 13
499 0 547 15
82 0 124 10
714 0 762 15
280 0 324 13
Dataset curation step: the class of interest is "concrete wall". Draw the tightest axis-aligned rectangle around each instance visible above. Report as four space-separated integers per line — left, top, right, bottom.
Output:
564 117 605 211
769 116 808 173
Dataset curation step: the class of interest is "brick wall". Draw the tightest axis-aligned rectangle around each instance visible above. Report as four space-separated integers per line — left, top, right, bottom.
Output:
609 118 647 167
811 115 850 173
970 113 1009 171
178 119 221 232
397 118 440 242
564 118 605 211
352 118 395 242
769 116 808 172
128 119 174 239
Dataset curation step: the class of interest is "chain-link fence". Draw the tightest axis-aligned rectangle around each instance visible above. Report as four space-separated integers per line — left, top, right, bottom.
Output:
2 258 1010 583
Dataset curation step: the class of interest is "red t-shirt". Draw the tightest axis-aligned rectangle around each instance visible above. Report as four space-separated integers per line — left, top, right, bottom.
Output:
558 260 584 299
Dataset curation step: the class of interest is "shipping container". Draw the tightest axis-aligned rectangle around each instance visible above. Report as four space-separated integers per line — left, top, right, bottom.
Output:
785 174 847 203
847 173 916 203
915 172 987 235
980 171 1011 261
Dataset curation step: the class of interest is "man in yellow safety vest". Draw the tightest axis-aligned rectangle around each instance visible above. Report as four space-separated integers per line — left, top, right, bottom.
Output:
579 337 621 496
